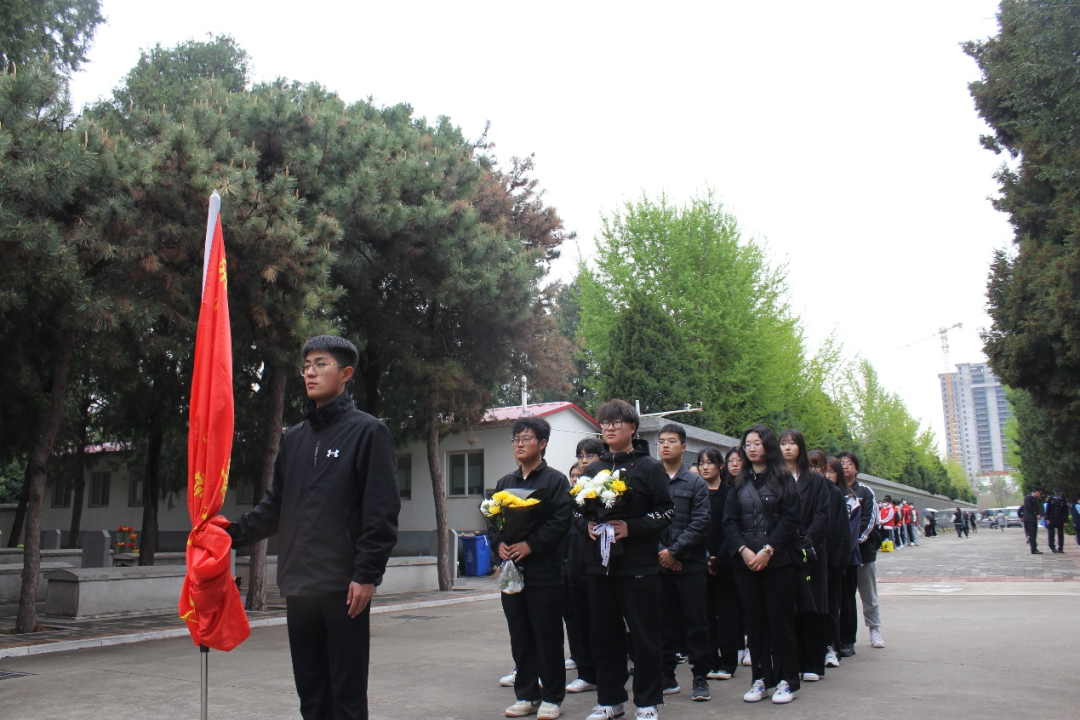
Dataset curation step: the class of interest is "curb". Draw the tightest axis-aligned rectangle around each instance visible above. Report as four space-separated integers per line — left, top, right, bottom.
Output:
0 592 499 659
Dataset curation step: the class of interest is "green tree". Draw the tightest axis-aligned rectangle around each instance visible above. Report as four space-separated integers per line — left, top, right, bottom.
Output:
1006 387 1080 499
0 0 104 72
967 2 1080 429
598 290 698 413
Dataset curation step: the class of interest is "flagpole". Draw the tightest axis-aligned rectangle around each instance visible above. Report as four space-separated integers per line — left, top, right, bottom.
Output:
200 644 209 720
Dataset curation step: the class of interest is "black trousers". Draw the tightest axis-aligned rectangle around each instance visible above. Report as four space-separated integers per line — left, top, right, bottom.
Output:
1025 521 1039 552
286 592 371 720
588 573 663 708
659 571 712 679
705 565 744 673
565 581 596 683
734 564 800 691
839 564 859 646
826 567 843 654
1047 524 1064 552
795 611 827 675
503 584 566 704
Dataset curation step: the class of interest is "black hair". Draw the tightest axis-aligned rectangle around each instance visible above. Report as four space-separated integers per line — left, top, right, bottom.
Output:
721 447 741 484
734 424 796 499
302 335 359 370
827 456 855 496
576 437 604 457
697 447 724 483
780 428 810 478
596 398 640 433
568 462 581 480
511 416 551 456
807 449 827 472
837 451 861 472
659 423 687 444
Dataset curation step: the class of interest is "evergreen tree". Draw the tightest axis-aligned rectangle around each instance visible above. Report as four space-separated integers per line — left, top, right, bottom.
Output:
0 0 104 72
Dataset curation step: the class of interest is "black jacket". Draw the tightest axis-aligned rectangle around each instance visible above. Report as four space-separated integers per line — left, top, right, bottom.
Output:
796 471 831 614
659 465 711 574
723 469 801 570
854 482 879 564
1045 495 1068 526
706 483 734 568
575 438 674 576
826 482 851 571
1023 493 1042 523
488 460 572 587
227 392 401 596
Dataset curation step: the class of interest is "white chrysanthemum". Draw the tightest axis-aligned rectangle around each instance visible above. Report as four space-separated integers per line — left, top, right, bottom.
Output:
600 489 617 508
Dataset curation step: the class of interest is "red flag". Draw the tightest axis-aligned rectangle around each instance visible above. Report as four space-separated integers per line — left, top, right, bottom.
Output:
179 191 250 652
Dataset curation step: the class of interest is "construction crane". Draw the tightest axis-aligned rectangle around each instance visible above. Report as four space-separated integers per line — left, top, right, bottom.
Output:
938 323 963 463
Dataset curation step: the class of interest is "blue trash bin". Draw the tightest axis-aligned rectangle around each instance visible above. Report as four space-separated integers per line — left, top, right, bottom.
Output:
461 534 491 577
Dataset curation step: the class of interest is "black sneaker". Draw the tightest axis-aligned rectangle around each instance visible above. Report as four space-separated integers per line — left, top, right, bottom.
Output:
839 644 856 657
662 676 680 695
1032 549 1044 554
692 676 711 701
676 653 688 664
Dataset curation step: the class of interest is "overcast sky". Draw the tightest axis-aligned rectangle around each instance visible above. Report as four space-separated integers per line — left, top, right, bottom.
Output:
69 1 1012 453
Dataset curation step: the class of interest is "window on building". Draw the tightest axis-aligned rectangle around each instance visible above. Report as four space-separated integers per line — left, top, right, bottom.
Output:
398 455 412 500
448 451 483 497
128 478 144 507
51 480 72 508
89 472 111 508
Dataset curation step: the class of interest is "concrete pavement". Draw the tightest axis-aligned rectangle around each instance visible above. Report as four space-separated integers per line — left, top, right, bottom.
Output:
1 529 1077 719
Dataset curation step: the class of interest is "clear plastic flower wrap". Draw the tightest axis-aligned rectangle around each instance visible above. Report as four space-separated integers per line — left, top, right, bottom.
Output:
498 559 524 594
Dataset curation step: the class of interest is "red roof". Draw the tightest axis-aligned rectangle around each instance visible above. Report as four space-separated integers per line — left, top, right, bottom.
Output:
480 402 599 428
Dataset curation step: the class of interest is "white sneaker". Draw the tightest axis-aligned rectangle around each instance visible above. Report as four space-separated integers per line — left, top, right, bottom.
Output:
706 668 732 680
772 680 794 704
801 672 820 682
870 628 885 648
741 650 752 667
743 679 766 703
635 707 658 720
585 705 624 720
825 648 840 668
538 702 562 720
501 669 517 687
566 678 597 693
565 659 578 670
505 699 541 717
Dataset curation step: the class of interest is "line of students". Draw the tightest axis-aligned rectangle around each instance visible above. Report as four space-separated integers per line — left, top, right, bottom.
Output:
488 399 885 720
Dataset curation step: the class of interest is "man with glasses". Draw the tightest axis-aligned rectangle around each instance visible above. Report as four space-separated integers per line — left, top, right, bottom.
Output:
226 335 400 720
578 399 673 720
492 416 573 720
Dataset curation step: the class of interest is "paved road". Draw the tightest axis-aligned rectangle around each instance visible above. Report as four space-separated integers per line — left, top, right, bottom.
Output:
2 530 1077 719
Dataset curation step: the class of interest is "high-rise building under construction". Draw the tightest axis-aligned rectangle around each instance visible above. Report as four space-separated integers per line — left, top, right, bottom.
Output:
939 363 1012 480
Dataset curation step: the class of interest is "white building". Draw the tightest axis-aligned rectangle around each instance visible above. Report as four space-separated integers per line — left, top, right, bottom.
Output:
939 363 1012 480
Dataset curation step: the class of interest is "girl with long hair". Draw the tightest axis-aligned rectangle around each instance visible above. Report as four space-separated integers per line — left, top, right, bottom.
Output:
700 447 744 681
780 430 830 683
722 425 802 704
812 451 850 669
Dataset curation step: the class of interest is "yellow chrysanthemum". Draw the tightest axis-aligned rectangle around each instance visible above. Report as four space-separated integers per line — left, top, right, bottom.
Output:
569 484 582 496
586 490 597 499
488 504 502 515
492 491 511 503
522 498 539 506
610 480 627 493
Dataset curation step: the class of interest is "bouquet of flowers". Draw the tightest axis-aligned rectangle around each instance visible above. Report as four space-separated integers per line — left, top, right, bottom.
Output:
569 469 630 519
480 487 549 594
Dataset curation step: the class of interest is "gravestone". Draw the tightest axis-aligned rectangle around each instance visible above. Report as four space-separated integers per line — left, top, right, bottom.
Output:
40 529 61 550
82 530 112 568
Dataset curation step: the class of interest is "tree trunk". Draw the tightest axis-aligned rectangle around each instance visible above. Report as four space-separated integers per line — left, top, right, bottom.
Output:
138 422 162 566
427 401 452 591
7 471 30 547
66 397 91 549
246 362 286 611
16 328 76 634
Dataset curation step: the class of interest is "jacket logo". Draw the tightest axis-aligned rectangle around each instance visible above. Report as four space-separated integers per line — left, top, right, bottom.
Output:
327 449 340 458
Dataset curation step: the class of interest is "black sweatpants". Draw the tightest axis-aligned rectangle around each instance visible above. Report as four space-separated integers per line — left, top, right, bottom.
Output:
705 565 744 673
565 581 596 683
734 564 800 691
660 571 712 680
839 564 859 647
826 567 843 655
1025 521 1038 551
795 611 827 675
588 573 663 708
503 584 566 705
286 592 371 720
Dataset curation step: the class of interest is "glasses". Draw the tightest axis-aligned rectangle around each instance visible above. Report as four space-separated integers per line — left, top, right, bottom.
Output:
840 460 855 467
742 442 763 451
510 435 536 446
599 420 624 430
299 361 341 376
576 453 598 462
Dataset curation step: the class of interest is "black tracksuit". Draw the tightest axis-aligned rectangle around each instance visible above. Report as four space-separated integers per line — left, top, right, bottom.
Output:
706 481 745 675
1023 494 1042 552
724 470 802 692
824 482 850 657
563 500 596 684
227 392 400 720
576 439 673 709
794 472 831 676
658 465 712 682
1045 495 1068 552
489 461 573 706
